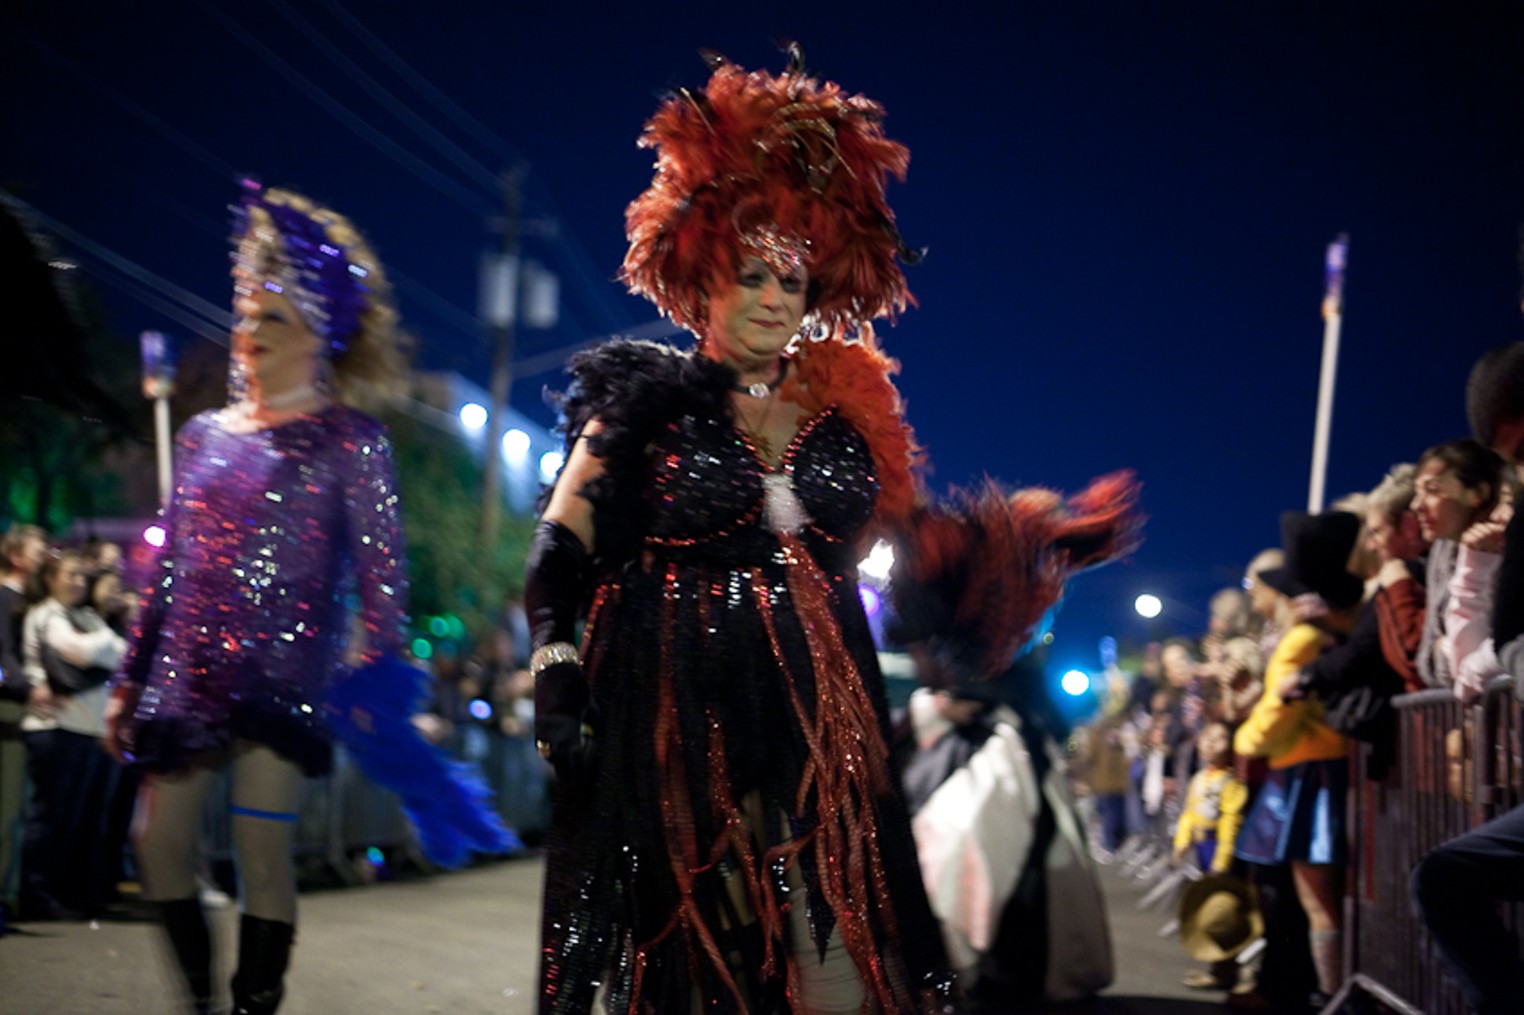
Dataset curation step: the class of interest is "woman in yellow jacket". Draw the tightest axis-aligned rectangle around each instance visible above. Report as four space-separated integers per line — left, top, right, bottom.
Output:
1234 510 1364 1005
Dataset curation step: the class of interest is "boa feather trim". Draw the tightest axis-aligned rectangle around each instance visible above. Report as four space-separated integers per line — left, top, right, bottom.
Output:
550 340 733 566
782 326 924 529
892 472 1143 678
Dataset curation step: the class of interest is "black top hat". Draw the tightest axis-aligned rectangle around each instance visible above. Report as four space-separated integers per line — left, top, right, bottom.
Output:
1257 511 1364 609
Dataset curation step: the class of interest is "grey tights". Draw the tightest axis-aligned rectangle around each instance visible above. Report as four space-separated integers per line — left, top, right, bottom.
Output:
133 741 302 922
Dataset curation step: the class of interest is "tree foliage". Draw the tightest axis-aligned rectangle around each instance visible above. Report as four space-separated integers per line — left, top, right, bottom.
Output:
380 406 534 644
0 289 149 533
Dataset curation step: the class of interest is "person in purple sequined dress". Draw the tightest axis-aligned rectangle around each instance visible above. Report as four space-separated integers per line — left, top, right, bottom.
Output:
104 185 409 1015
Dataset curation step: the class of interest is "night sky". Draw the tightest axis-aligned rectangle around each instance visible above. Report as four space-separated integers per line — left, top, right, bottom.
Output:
9 2 1524 673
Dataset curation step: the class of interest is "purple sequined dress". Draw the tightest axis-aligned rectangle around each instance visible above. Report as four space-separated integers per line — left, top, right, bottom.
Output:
118 405 407 776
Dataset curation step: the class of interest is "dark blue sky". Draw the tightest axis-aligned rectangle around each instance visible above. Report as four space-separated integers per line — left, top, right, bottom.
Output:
9 2 1524 671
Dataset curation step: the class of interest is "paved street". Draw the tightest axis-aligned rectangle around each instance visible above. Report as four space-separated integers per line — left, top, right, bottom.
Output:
0 853 1230 1014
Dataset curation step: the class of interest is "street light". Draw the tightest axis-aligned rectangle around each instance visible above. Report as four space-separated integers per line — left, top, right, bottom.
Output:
1134 593 1163 619
458 402 488 431
501 428 531 462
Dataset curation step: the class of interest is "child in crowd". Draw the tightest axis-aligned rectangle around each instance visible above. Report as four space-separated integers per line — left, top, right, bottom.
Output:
1174 720 1250 989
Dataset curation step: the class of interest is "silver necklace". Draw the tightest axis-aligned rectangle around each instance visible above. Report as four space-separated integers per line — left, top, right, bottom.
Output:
733 359 788 399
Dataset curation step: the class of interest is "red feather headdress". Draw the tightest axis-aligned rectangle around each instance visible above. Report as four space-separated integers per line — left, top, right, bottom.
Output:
622 46 918 336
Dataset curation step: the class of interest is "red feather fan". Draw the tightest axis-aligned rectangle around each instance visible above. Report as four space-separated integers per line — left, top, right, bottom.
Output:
895 473 1143 677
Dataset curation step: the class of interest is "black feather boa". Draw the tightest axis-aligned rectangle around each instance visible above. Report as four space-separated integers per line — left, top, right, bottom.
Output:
548 339 733 570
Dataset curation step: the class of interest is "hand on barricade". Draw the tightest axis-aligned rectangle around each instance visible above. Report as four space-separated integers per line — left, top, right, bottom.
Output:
1454 638 1501 706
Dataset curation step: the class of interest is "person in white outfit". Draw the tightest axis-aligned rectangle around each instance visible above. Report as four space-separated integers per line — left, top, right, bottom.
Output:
18 547 126 919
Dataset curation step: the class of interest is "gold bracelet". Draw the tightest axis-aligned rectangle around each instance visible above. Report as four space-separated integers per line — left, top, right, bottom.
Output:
530 641 580 676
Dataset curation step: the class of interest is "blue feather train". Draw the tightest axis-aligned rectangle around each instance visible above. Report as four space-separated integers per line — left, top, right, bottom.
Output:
325 654 521 867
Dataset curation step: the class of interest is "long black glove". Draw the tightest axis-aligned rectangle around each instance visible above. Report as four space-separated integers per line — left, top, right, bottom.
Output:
525 519 595 777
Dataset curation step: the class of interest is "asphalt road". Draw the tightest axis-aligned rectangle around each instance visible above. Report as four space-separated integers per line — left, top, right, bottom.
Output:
0 852 1233 1014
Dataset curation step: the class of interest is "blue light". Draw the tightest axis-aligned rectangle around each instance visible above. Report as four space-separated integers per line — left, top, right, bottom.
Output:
468 698 492 721
365 846 384 866
1060 669 1091 696
859 584 881 617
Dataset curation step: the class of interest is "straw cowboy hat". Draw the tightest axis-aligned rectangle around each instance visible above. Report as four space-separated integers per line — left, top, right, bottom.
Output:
1178 873 1265 962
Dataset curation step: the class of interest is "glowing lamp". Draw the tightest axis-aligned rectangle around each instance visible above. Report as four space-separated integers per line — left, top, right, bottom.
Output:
458 402 488 430
502 428 531 460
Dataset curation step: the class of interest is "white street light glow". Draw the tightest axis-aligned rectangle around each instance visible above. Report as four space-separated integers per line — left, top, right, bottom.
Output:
458 402 488 430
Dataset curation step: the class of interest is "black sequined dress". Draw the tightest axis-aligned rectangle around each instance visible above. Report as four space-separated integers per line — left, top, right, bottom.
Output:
540 341 951 1012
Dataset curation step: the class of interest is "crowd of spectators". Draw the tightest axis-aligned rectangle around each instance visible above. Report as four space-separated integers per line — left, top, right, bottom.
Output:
1075 340 1524 1013
0 529 135 922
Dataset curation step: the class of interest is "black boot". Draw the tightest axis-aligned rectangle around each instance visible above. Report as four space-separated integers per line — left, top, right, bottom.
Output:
231 914 294 1015
158 898 215 1015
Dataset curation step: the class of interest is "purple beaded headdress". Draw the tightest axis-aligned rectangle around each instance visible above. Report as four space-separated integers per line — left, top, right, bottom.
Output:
231 179 373 358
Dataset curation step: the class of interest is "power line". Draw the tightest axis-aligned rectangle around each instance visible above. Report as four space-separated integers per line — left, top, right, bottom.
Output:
91 272 230 347
386 263 487 341
18 31 243 182
18 13 637 383
268 0 504 195
320 0 526 165
6 192 232 335
314 0 628 334
206 7 494 217
23 17 497 349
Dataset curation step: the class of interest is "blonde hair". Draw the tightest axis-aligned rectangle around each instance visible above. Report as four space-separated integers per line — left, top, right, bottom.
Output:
1367 463 1417 523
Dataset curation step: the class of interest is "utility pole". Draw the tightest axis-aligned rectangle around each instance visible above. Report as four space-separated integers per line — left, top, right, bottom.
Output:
480 167 525 595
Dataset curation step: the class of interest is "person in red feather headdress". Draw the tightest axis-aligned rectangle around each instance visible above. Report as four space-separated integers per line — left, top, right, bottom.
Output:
527 45 1139 1013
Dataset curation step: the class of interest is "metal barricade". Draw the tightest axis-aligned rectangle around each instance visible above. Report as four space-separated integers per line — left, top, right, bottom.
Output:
478 730 550 841
1344 679 1523 1015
